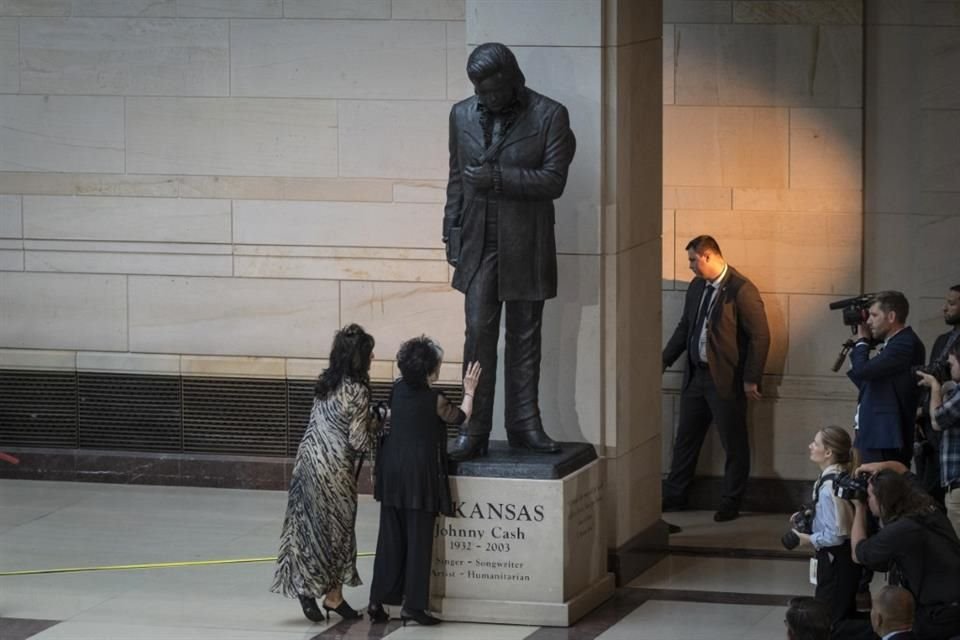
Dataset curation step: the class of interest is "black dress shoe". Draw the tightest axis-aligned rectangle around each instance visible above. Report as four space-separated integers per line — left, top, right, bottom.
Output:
401 608 441 626
448 434 489 461
507 429 561 453
713 507 740 522
322 599 362 620
367 603 389 623
298 595 325 622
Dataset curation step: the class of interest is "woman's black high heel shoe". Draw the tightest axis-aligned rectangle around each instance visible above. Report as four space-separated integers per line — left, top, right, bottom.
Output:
367 602 389 623
323 599 362 620
448 433 489 461
298 595 326 622
400 607 441 626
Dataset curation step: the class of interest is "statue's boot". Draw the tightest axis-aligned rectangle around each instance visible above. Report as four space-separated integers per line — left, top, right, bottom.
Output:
448 433 490 461
507 428 560 453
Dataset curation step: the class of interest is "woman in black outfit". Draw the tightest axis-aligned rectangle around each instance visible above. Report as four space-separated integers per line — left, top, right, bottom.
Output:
367 336 481 625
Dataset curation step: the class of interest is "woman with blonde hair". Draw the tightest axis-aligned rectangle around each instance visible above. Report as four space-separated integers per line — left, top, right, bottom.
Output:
789 425 861 628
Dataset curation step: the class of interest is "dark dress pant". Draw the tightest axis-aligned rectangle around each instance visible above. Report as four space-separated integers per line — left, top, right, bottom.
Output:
462 246 545 436
369 505 436 611
663 365 749 509
815 541 860 625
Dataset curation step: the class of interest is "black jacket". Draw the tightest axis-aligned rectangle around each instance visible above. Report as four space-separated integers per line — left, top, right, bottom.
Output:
856 509 960 639
443 88 576 301
662 266 770 399
374 380 464 515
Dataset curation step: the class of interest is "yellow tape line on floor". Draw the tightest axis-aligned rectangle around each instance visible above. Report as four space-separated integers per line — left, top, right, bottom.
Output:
0 552 376 577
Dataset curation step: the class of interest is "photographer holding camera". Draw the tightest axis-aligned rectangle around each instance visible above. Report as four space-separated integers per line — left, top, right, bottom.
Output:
851 468 960 640
784 427 861 629
916 338 960 537
914 286 960 508
847 291 925 465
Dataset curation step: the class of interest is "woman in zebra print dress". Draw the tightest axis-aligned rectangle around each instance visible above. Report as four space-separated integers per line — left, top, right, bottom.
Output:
271 324 384 622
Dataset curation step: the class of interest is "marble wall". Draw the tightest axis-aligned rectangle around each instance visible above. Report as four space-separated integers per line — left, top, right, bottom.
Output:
661 0 866 483
0 0 471 384
862 1 960 345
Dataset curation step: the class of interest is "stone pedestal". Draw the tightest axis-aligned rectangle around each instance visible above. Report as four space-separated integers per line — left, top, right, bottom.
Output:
430 442 614 626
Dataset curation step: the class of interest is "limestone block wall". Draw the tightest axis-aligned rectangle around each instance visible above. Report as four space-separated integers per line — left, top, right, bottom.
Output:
661 0 866 483
0 0 472 384
863 1 960 347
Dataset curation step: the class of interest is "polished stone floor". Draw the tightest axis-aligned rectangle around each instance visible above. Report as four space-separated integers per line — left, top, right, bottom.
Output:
0 480 818 640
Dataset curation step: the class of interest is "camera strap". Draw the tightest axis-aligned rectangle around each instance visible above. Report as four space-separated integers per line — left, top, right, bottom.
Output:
812 473 838 505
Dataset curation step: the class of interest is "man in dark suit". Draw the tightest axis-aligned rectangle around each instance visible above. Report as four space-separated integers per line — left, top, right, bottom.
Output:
847 291 926 465
662 235 770 522
870 586 917 640
442 43 576 461
915 284 960 504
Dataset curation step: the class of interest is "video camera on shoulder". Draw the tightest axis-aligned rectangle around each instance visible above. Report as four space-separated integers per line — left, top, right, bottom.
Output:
828 294 877 328
827 293 880 371
832 471 870 501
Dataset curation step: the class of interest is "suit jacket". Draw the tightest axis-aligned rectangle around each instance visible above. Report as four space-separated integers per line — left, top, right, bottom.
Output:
847 327 925 450
443 88 576 301
884 631 917 640
662 266 770 399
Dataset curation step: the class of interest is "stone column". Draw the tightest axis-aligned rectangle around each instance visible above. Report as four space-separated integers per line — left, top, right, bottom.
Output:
465 0 665 583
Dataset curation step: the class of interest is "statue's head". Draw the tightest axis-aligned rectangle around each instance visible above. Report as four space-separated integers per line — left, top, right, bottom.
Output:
467 43 525 113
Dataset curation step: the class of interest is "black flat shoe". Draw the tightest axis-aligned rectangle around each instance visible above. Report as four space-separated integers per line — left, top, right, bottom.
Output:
298 595 325 622
507 429 560 453
323 599 362 620
367 603 389 623
401 607 440 626
448 434 489 461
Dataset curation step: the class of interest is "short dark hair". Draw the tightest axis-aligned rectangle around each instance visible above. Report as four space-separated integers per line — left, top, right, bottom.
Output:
872 291 910 323
785 597 830 640
466 42 525 88
869 469 936 524
950 284 960 294
396 336 444 389
685 235 722 257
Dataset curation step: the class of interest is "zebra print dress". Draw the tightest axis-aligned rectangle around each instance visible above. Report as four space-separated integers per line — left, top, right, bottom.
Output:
271 379 377 598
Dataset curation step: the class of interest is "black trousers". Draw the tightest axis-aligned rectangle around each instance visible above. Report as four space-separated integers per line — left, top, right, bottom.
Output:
815 541 860 625
664 366 749 508
462 248 545 436
369 505 436 611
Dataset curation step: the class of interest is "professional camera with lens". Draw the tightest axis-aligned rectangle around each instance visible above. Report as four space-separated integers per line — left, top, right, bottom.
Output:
912 360 952 384
781 508 814 550
833 471 870 501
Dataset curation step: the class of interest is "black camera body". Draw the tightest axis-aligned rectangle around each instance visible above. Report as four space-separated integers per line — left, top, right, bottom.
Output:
828 294 877 328
913 360 952 384
781 508 814 550
833 471 870 501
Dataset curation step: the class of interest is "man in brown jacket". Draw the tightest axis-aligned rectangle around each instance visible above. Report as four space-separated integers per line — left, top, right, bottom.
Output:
662 235 770 522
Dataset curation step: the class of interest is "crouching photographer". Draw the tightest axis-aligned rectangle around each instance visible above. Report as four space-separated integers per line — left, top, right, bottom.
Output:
851 464 960 640
784 427 861 629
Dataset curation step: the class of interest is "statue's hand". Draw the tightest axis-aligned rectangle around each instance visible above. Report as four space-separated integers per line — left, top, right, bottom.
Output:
464 163 494 191
444 239 458 267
